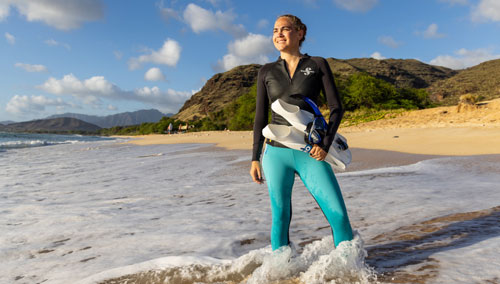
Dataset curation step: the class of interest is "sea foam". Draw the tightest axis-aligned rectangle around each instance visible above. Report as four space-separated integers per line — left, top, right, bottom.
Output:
2 140 499 284
78 233 376 284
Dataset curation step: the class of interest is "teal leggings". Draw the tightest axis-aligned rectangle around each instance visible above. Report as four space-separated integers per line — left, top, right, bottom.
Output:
262 144 353 250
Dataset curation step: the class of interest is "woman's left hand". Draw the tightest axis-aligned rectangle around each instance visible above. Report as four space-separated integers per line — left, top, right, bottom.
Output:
309 144 327 161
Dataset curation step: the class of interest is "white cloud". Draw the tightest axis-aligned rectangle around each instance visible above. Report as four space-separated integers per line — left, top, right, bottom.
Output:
216 33 275 71
0 2 10 21
144 67 166 81
136 86 192 105
472 0 500 22
1 0 103 30
6 95 71 115
418 23 446 39
15 63 48 72
378 35 402 48
370 52 386 60
333 0 378 12
183 3 246 38
40 74 121 104
107 104 117 111
228 33 275 58
39 73 193 113
44 38 71 50
5 32 15 44
429 48 500 69
128 39 181 70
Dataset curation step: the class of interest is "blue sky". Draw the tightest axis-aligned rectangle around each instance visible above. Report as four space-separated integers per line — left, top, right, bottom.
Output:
1 0 500 122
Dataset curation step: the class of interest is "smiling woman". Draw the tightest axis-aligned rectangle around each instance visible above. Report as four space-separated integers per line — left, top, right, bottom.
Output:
250 14 355 251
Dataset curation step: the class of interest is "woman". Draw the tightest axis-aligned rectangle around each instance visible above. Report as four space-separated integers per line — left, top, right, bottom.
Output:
250 14 353 250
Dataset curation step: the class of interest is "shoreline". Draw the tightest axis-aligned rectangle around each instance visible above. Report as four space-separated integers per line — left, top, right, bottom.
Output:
121 125 500 156
119 126 500 174
121 98 500 156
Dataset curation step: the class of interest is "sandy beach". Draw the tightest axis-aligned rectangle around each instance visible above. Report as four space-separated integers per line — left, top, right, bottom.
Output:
125 99 500 157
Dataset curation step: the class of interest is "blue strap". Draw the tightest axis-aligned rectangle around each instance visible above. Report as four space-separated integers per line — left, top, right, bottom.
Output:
301 96 323 117
301 95 327 127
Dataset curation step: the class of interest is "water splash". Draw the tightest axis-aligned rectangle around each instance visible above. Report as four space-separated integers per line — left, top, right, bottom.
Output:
89 233 377 284
247 233 376 284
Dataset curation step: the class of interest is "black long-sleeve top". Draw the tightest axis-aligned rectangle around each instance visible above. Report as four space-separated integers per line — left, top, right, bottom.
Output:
252 54 344 161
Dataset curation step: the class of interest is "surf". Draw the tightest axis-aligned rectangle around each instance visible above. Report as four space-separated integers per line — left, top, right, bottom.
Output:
78 233 376 284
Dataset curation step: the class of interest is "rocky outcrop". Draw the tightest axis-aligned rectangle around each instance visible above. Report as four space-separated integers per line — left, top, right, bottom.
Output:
327 58 458 89
427 59 500 105
173 57 500 121
174 59 459 121
174 64 260 121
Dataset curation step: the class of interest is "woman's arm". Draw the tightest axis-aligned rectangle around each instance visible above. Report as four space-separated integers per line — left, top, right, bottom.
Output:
250 66 269 184
252 67 269 161
314 57 344 152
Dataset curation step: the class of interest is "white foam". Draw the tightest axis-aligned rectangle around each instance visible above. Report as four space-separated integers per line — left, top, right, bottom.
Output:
78 234 376 284
0 133 115 149
246 233 376 284
1 140 499 283
432 236 500 283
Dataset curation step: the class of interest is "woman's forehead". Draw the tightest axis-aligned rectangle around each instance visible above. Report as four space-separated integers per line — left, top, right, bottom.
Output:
274 17 293 28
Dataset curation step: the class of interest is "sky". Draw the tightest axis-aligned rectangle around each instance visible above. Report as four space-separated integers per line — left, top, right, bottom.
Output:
1 0 500 122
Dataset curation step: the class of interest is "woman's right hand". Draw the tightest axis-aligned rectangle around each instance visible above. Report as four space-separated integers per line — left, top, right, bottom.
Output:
250 161 264 184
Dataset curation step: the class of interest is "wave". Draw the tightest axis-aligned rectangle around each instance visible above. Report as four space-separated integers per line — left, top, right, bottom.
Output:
78 233 377 284
0 133 115 150
0 139 82 149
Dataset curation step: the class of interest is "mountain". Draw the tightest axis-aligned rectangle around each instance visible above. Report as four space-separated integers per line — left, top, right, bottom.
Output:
327 58 458 89
47 109 166 128
3 118 101 133
427 58 500 105
173 58 458 121
0 120 16 125
174 64 260 121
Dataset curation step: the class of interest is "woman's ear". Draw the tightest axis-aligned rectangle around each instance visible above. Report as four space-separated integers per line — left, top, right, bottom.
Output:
297 29 304 42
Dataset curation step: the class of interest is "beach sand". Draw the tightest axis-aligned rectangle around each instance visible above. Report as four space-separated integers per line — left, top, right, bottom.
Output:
125 126 500 156
125 99 500 157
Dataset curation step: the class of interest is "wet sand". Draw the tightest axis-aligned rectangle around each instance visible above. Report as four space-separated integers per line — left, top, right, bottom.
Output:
367 205 500 284
122 126 499 173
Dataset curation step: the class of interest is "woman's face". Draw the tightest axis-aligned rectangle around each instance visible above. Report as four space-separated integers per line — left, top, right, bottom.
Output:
273 17 303 53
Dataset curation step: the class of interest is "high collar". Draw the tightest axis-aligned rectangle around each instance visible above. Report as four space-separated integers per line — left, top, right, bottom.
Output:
277 53 310 62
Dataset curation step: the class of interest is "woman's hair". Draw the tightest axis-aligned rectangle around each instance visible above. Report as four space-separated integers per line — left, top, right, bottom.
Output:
277 14 307 47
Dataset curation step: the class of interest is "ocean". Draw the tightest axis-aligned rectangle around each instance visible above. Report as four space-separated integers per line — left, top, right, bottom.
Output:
1 137 499 283
0 132 114 151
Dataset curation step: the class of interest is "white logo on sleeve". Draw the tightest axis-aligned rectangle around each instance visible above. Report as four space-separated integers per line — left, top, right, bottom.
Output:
300 67 314 76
